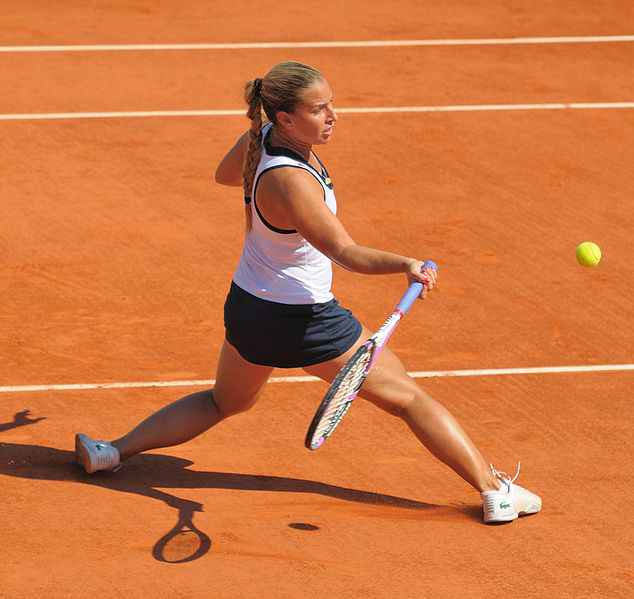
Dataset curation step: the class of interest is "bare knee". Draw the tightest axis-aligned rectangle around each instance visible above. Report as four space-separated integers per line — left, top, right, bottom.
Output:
391 386 437 420
211 387 260 419
398 387 456 432
371 377 443 422
359 374 426 418
402 387 433 414
356 348 438 418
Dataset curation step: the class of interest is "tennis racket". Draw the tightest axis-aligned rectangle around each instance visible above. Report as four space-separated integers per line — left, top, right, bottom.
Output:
305 260 438 450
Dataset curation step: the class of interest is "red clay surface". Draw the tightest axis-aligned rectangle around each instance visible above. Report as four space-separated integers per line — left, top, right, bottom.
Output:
1 2 633 597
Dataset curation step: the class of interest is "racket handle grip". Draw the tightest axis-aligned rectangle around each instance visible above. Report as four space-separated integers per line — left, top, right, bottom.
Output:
395 260 438 315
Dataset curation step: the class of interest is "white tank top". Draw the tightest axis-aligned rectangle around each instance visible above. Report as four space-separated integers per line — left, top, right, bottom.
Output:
233 123 337 304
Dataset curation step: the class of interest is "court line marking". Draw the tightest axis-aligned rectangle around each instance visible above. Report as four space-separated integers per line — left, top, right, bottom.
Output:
1 102 633 122
1 35 633 52
1 364 632 393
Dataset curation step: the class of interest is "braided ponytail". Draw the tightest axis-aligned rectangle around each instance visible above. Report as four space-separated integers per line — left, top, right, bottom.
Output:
242 78 263 231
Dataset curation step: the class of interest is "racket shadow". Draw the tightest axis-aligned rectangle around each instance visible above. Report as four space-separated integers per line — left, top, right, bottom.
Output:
1 411 445 563
151 499 212 564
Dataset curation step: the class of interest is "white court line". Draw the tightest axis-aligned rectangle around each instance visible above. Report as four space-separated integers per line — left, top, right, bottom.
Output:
1 364 632 393
0 109 241 121
1 102 633 122
1 35 633 52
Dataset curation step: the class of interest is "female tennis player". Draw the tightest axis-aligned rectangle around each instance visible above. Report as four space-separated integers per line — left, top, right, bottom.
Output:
76 61 541 523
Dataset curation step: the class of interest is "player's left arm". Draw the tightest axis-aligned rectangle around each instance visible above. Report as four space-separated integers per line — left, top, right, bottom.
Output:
272 171 435 292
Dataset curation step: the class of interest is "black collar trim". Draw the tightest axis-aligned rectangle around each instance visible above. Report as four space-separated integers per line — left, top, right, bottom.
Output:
263 129 333 189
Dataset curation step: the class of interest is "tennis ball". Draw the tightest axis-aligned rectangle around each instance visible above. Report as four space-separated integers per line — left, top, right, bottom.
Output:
575 242 601 267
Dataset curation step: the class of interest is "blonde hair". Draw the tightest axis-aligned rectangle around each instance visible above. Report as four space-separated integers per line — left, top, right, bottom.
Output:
242 61 324 230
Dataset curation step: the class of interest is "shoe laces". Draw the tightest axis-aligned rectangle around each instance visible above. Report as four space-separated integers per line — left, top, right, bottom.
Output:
93 441 118 469
490 461 521 488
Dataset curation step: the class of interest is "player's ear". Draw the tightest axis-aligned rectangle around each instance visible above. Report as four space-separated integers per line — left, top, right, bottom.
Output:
277 111 294 129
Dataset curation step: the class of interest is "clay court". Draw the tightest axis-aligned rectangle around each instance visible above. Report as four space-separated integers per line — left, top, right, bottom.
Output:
1 1 633 597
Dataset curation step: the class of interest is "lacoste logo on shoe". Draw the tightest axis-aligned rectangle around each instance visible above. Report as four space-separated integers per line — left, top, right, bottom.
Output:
500 502 511 509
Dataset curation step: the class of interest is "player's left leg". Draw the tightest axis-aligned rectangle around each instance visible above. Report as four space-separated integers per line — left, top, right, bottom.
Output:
305 327 542 521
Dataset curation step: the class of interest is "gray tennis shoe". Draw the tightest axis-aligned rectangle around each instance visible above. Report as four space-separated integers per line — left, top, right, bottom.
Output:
75 433 121 474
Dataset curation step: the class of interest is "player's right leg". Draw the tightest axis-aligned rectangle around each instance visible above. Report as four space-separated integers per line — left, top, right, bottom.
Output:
75 339 273 473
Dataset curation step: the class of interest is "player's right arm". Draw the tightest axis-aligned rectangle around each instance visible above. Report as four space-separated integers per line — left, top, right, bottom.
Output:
215 130 249 186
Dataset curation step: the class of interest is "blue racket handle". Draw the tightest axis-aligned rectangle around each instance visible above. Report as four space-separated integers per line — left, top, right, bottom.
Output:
394 260 438 315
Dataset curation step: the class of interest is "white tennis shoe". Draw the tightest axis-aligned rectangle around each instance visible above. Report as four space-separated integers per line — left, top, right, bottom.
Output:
481 463 541 523
75 433 121 474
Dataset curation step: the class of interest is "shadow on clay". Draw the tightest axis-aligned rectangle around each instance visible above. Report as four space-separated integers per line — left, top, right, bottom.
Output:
1 410 470 563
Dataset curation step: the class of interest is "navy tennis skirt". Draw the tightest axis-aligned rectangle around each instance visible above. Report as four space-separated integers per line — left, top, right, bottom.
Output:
224 282 362 368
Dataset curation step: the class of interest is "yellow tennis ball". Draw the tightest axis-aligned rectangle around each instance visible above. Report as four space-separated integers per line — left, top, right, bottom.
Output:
575 242 601 267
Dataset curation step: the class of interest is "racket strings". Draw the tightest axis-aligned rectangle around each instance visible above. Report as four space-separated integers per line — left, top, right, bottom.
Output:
312 347 372 439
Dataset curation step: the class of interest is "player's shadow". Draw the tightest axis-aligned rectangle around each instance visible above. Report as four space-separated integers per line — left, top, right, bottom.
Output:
0 410 448 563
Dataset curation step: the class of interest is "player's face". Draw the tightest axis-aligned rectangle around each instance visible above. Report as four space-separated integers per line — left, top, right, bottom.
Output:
287 79 337 146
